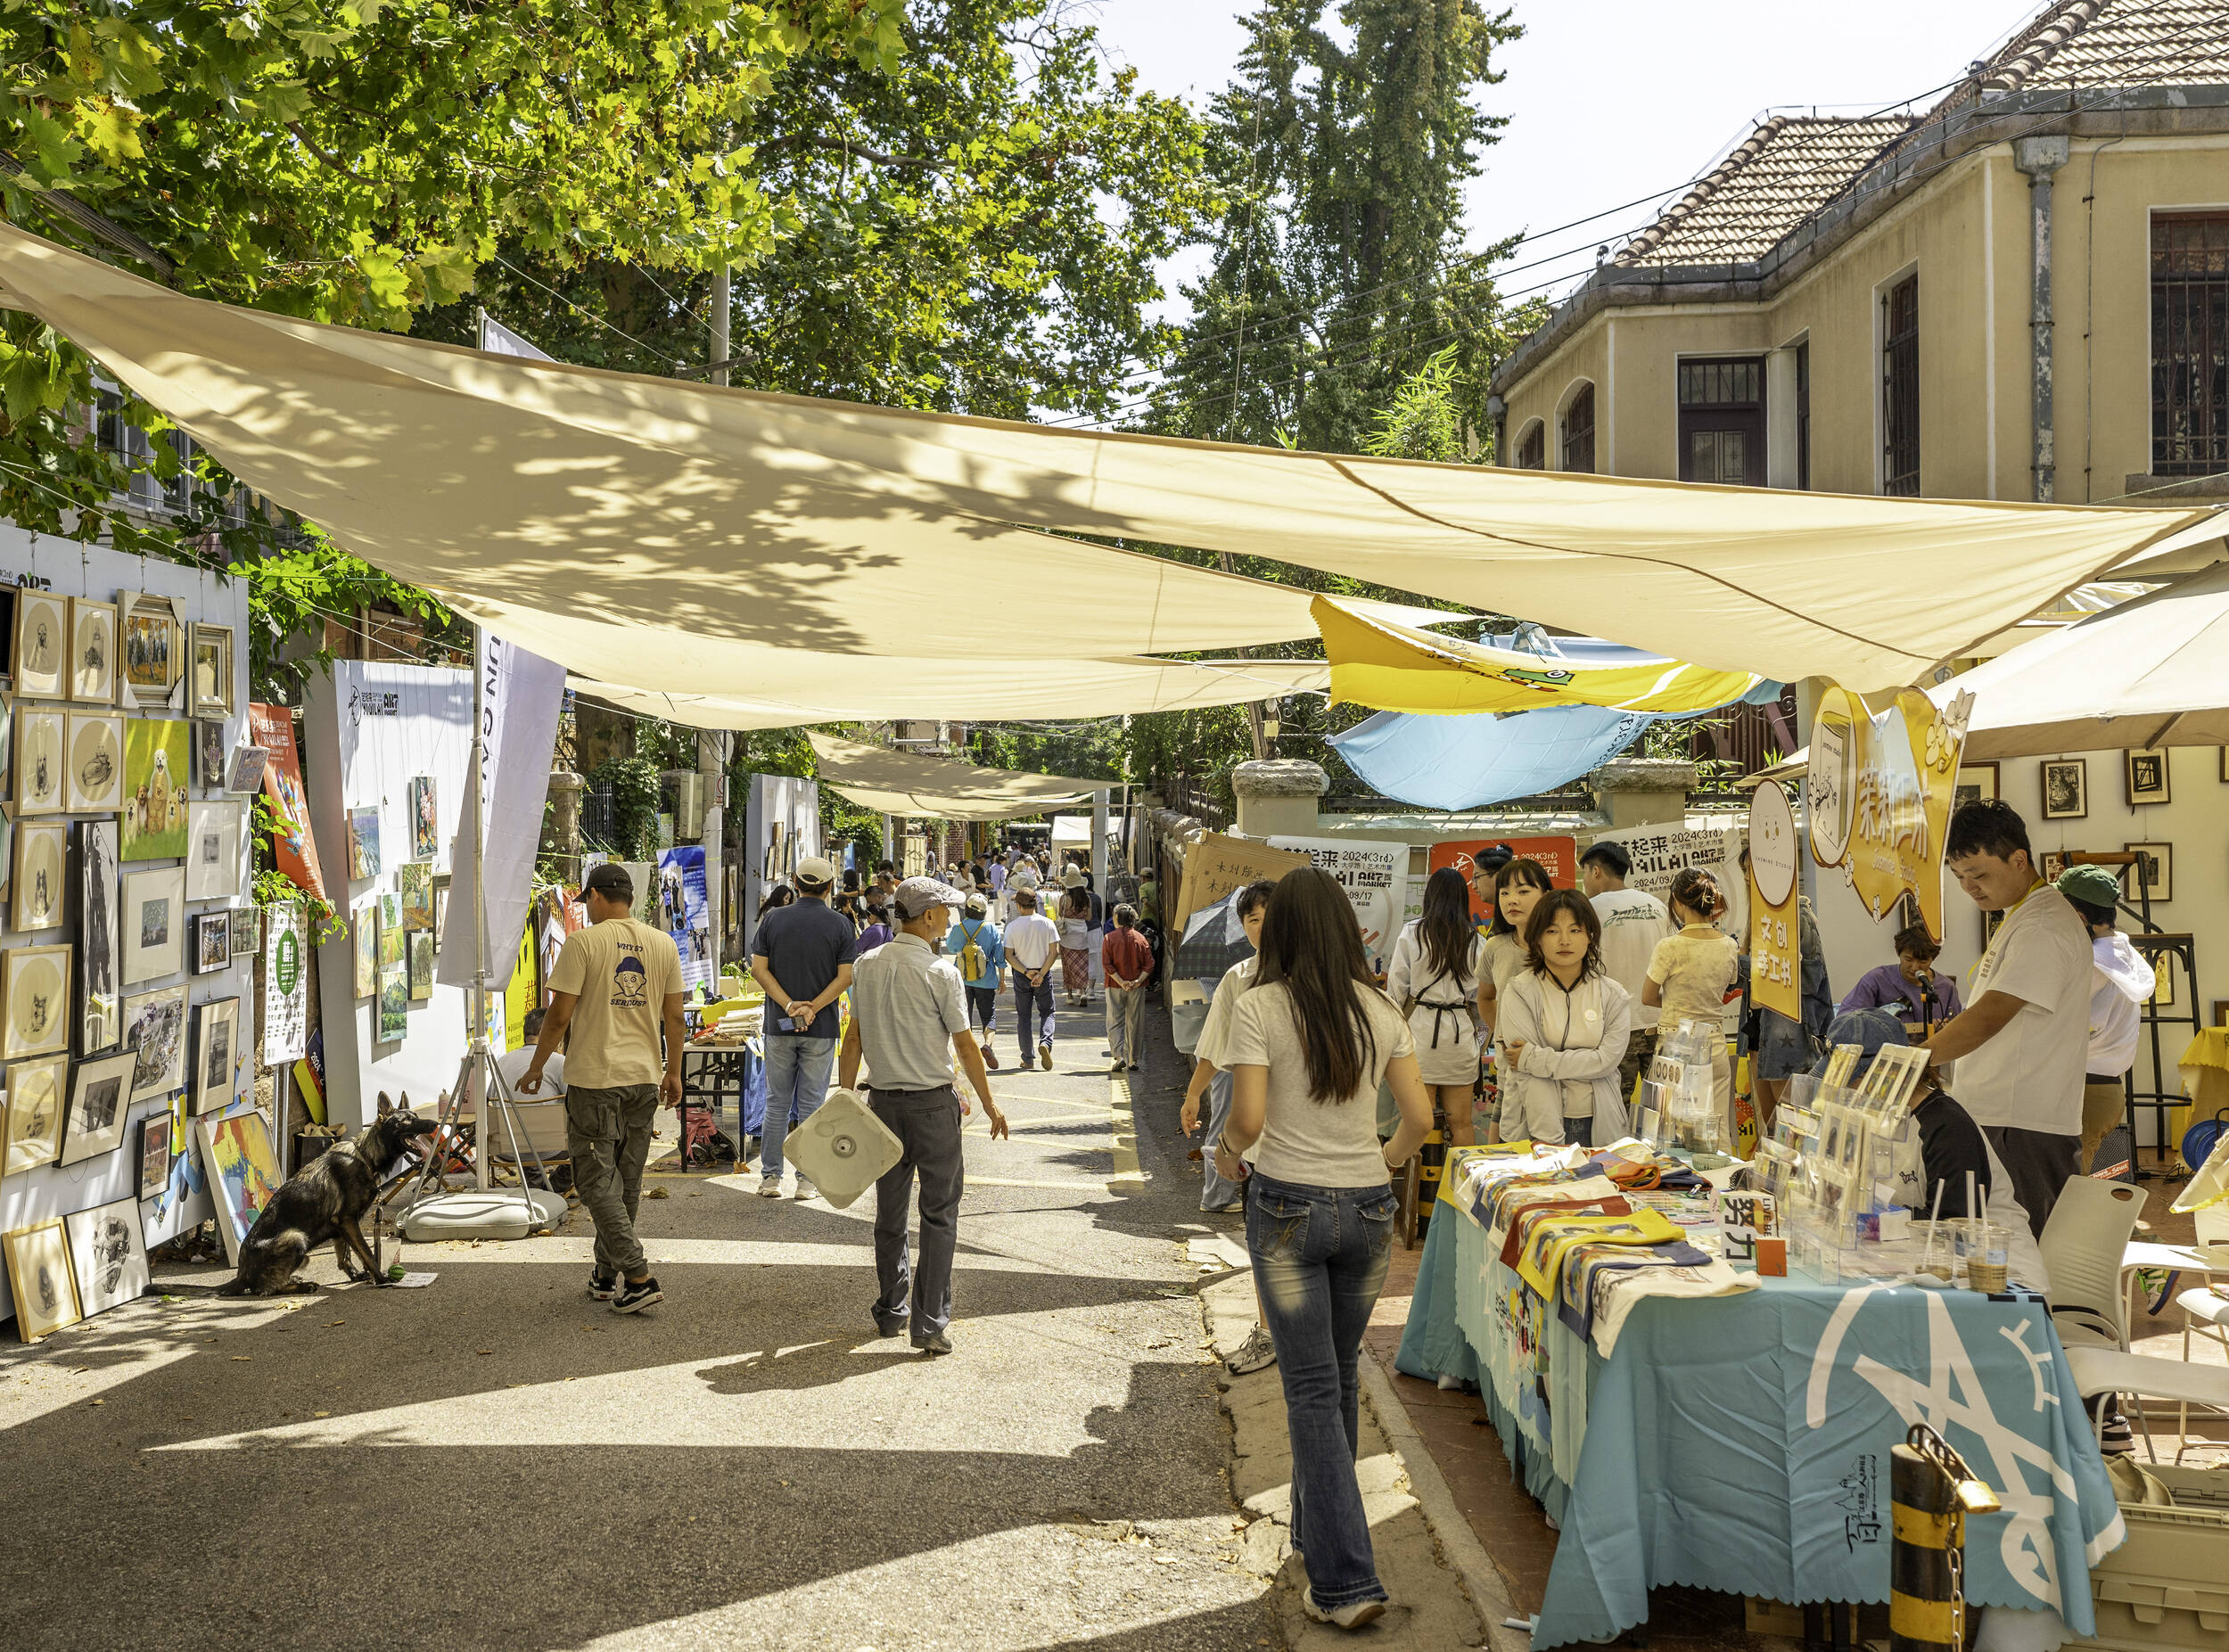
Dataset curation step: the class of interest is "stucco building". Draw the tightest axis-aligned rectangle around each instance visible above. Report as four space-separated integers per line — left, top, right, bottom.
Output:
1489 0 2229 507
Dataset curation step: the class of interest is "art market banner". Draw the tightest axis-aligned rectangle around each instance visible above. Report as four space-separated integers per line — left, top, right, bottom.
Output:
250 702 326 902
658 845 711 993
1808 686 1972 941
262 901 308 1064
1268 834 1406 968
1427 834 1580 890
437 629 567 990
744 774 822 956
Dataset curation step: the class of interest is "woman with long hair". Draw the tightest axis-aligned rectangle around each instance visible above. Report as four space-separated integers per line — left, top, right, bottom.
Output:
1478 856 1554 1139
757 882 795 920
1221 868 1432 1630
1498 890 1633 1146
1385 867 1490 1147
1058 878 1095 1007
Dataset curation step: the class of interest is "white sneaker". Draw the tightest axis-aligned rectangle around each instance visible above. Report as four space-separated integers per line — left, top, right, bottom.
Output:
1304 1590 1387 1631
756 1178 782 1199
794 1181 817 1201
1226 1326 1278 1376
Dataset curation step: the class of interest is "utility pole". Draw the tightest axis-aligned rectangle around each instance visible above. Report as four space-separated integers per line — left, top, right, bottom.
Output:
702 264 731 969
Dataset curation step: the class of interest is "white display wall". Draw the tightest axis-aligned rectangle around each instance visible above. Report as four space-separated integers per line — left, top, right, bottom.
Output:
303 662 483 1130
0 529 253 1328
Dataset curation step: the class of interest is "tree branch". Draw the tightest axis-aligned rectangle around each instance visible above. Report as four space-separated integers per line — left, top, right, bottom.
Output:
286 122 370 183
753 133 943 170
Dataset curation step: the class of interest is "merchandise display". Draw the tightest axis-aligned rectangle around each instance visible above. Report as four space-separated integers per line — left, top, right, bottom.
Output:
75 819 119 1054
13 589 66 699
65 712 122 812
121 718 190 860
183 798 243 901
70 598 116 703
119 591 179 711
16 703 63 813
121 982 186 1102
120 866 185 987
191 997 239 1115
3 1218 78 1341
12 820 62 930
64 1196 148 1319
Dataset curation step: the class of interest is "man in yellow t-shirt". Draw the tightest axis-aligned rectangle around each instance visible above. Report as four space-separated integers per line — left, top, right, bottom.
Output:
522 863 685 1314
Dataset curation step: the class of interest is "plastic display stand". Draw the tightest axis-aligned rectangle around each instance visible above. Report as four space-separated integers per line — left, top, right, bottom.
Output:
781 1089 903 1210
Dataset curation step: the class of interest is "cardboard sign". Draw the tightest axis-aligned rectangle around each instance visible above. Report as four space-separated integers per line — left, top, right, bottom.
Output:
1808 686 1972 941
1172 833 1311 932
1268 834 1406 966
1427 834 1579 888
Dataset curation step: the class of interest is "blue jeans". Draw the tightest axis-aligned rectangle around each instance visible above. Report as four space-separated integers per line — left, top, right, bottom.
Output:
1011 969 1055 1059
760 1035 835 1181
1201 1070 1244 1211
1246 1171 1398 1611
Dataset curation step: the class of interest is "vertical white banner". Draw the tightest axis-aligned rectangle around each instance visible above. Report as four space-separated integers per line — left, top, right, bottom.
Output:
438 630 566 989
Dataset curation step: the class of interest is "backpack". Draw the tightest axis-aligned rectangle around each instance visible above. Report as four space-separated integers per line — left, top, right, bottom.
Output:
957 919 989 981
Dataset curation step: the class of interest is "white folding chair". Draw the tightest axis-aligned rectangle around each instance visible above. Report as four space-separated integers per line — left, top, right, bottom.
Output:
2037 1177 2147 1351
2172 1203 2229 1461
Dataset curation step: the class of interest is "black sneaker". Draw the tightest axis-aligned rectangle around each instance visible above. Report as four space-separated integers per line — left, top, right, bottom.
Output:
587 1270 618 1301
610 1276 663 1314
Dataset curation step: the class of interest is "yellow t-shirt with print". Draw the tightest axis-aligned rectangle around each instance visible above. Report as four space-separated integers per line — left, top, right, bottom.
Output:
548 918 683 1089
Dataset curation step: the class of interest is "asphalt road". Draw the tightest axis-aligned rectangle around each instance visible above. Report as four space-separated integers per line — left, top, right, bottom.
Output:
0 993 1271 1651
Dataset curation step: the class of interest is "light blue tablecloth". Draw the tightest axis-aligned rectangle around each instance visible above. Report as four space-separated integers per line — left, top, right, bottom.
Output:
1397 1204 2123 1648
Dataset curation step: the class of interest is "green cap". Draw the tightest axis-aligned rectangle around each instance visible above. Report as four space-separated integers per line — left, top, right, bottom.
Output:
2056 864 2122 911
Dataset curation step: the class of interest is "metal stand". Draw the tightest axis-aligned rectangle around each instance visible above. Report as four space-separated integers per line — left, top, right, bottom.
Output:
2071 851 2200 1179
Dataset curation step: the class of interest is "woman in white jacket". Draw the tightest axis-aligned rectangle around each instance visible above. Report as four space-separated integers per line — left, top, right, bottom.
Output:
1385 867 1490 1147
1498 890 1633 1147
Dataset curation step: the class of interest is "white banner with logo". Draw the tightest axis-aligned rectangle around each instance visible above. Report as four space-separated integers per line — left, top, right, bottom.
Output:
1267 834 1408 969
438 630 567 989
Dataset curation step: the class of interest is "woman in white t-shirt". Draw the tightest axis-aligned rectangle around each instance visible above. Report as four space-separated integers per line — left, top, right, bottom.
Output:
1385 867 1490 1147
1221 867 1432 1631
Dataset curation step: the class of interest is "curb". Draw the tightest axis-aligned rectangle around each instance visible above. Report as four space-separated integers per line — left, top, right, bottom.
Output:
1359 1352 1533 1652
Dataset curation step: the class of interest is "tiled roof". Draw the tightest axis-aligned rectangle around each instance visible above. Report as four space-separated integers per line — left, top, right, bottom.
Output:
1613 116 1911 268
1976 0 2229 93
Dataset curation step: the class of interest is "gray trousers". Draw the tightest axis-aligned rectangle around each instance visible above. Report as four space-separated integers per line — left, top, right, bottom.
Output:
869 1086 966 1341
566 1082 660 1277
1106 984 1146 1066
1202 1068 1244 1211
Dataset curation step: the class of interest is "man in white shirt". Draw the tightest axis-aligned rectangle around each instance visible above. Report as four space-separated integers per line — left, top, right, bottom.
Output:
2056 864 2156 1177
1581 840 1674 1107
1003 887 1062 1070
1922 801 2093 1237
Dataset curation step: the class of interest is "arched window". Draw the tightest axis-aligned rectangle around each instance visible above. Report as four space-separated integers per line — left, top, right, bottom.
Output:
1515 420 1545 469
1559 382 1596 473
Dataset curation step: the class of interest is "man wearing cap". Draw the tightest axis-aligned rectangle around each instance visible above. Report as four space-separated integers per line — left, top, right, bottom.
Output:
2057 865 2157 1175
945 893 1007 1070
840 876 1010 1354
1922 801 2094 1236
749 854 859 1200
1004 886 1061 1069
522 864 686 1315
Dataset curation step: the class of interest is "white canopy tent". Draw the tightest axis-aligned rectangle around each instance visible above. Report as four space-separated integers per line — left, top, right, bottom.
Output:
0 225 2210 698
803 731 1102 821
1931 561 2229 757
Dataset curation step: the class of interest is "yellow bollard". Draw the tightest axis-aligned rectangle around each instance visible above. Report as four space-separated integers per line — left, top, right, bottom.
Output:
1889 1423 2000 1652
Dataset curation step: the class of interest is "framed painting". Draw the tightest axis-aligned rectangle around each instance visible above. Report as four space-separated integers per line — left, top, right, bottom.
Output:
69 596 117 703
195 1107 281 1265
407 929 435 1002
377 963 408 1041
2039 850 2070 884
2 1056 64 1177
1952 762 1998 813
223 744 267 795
0 687 11 801
193 908 231 974
66 1197 149 1319
57 1051 128 1171
2126 842 2173 904
120 864 185 987
184 798 243 902
352 903 376 998
15 702 65 814
378 891 405 965
192 996 240 1115
2039 759 2087 821
408 775 440 859
4 1053 67 1176
121 982 187 1103
349 807 382 880
2126 747 2170 807
399 859 434 932
228 905 259 958
121 718 192 860
119 591 181 711
433 873 451 956
64 711 123 812
136 1110 171 1201
187 622 234 717
3 941 71 1059
14 818 65 932
12 588 67 699
2152 958 2180 1009
4 1219 81 1342
193 718 226 790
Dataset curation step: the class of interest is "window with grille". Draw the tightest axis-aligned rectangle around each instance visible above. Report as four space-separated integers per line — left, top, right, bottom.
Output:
1560 382 1596 473
2153 213 2229 478
1677 357 1764 485
1516 422 1544 469
1796 341 1812 491
1881 275 1920 496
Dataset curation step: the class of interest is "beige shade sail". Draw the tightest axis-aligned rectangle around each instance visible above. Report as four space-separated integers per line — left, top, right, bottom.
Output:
572 654 1330 730
804 731 1101 820
2 225 2204 694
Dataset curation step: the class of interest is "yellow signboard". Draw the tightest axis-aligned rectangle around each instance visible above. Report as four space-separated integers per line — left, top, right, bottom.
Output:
1807 686 1972 941
1748 777 1801 1025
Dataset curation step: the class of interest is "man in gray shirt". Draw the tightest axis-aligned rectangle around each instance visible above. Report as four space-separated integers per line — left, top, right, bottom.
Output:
839 875 1009 1354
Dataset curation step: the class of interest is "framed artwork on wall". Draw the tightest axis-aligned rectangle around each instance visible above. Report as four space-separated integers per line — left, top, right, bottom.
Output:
15 703 64 814
408 928 435 1001
59 1051 130 1170
119 590 181 710
1953 762 1999 811
4 1054 65 1175
69 596 117 703
14 819 65 932
353 903 376 999
122 718 192 860
194 1107 279 1265
184 799 243 902
121 865 185 986
67 1196 149 1319
192 996 240 1115
188 623 234 717
2039 851 2071 882
377 964 408 1041
2126 747 2170 807
349 808 382 880
2125 842 2173 904
193 908 231 974
120 982 186 1103
64 711 123 813
409 776 440 859
2 942 71 1060
136 1111 171 1201
194 718 226 789
12 588 67 699
224 745 267 794
228 906 260 958
4 1218 81 1342
74 818 122 1056
2040 759 2087 820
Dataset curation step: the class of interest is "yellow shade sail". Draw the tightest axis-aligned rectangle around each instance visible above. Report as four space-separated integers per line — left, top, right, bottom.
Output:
1312 597 1764 715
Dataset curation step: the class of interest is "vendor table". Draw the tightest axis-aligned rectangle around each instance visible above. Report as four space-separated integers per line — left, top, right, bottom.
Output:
682 1041 768 1139
1397 1169 2122 1648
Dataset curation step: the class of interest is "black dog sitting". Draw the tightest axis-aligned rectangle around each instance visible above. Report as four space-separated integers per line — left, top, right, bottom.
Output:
217 1105 438 1296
